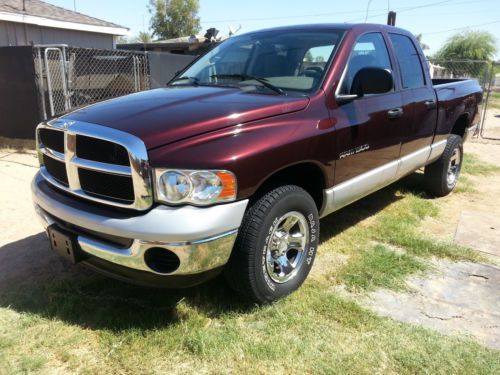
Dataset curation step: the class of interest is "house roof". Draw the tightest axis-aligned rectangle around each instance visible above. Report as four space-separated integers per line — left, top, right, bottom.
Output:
0 0 128 35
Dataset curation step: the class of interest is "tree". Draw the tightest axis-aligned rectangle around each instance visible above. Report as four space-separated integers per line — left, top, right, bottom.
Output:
132 31 153 43
435 30 497 61
415 34 429 51
149 0 201 40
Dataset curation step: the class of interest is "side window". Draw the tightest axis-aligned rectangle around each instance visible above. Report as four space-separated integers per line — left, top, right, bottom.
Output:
389 34 425 89
340 33 391 95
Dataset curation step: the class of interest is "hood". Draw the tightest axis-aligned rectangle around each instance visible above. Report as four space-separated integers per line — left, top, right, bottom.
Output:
64 86 310 149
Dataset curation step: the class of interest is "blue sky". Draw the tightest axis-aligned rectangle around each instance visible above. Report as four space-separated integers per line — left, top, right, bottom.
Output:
45 0 499 57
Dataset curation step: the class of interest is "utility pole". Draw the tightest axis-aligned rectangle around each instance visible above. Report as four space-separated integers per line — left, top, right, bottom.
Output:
74 0 76 11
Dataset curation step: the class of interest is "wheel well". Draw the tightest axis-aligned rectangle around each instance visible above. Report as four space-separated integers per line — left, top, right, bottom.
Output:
451 114 469 138
252 163 326 210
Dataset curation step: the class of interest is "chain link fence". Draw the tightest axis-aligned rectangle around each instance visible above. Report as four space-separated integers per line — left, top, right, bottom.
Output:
34 45 150 120
428 59 499 140
480 61 499 140
31 50 499 140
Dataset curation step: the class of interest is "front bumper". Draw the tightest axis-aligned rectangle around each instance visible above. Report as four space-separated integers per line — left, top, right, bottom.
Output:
32 172 248 285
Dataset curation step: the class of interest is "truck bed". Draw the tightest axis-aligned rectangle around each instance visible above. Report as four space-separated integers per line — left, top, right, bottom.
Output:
432 78 471 86
432 78 482 138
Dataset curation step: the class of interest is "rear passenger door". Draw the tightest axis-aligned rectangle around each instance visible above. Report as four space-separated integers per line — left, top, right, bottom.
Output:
388 33 437 176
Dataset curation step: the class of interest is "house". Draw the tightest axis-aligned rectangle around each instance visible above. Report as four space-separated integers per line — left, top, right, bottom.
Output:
0 0 128 49
118 28 224 55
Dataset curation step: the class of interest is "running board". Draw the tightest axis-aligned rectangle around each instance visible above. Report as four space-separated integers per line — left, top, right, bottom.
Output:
319 140 447 218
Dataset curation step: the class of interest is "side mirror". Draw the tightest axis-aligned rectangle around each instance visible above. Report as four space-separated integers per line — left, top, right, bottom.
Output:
335 67 393 104
351 67 393 96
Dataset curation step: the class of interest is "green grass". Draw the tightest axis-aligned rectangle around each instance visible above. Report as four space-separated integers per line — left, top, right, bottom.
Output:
0 279 499 374
455 175 476 193
340 245 426 291
0 153 499 373
456 154 500 193
462 154 500 176
371 195 481 261
488 91 500 109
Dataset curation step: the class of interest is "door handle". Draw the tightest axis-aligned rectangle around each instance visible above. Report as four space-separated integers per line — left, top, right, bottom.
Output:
387 108 403 119
424 100 437 110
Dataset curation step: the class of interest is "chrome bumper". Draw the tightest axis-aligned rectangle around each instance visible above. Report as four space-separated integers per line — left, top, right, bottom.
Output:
32 172 248 276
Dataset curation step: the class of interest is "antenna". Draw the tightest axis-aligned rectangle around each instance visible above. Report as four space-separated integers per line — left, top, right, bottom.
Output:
364 0 373 22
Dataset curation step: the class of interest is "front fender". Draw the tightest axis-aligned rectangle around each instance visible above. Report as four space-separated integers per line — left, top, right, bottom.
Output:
148 100 336 200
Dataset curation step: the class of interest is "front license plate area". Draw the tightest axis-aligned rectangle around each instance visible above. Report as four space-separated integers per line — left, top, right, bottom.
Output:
47 225 84 264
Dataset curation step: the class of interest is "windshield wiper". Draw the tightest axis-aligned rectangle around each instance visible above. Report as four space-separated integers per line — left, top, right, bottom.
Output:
170 76 199 86
210 74 286 95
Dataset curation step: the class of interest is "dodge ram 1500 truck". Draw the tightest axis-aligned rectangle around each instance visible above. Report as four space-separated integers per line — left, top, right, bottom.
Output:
32 24 482 303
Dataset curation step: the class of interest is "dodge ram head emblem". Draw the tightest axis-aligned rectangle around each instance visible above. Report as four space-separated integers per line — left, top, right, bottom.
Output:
62 121 75 129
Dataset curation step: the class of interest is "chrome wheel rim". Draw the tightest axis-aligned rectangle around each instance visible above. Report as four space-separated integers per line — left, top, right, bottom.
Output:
447 147 461 187
265 211 309 284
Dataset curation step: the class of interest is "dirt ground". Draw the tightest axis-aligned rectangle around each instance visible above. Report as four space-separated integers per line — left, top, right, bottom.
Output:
0 150 85 288
420 141 500 243
482 100 500 139
366 134 500 350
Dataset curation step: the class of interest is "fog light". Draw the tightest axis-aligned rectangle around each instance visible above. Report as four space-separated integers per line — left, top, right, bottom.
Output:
144 247 180 274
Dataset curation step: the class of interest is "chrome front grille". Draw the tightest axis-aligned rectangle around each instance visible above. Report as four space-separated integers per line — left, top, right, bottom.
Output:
36 119 153 210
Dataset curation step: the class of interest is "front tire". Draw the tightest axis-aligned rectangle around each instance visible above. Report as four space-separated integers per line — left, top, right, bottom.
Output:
225 185 319 304
424 134 463 197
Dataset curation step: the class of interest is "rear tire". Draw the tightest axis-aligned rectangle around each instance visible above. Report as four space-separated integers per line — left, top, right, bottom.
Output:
225 185 319 304
424 134 463 197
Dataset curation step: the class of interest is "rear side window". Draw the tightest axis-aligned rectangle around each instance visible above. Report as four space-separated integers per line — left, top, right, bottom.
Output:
389 34 426 89
340 32 392 95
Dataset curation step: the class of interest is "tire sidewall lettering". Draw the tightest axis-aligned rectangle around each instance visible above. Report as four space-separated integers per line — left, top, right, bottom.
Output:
261 210 318 291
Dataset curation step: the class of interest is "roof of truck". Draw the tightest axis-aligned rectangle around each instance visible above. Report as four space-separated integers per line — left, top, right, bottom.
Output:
242 23 412 35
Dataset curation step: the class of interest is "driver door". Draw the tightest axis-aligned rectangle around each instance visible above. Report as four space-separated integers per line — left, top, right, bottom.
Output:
331 32 408 209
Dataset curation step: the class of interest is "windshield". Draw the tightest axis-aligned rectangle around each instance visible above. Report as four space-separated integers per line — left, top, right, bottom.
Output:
170 29 344 95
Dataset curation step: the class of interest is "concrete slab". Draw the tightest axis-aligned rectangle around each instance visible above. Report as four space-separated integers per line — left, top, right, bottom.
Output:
455 210 500 257
365 260 500 349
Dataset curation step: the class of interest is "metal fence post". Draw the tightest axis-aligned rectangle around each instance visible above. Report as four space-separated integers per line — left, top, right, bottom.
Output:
35 47 47 120
480 61 498 140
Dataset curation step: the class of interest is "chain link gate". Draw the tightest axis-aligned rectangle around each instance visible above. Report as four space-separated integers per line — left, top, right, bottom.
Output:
34 45 150 120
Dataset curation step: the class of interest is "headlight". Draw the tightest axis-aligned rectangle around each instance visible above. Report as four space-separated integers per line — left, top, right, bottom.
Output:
154 169 237 205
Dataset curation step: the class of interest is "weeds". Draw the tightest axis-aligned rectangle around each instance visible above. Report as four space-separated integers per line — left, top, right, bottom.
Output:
462 154 500 176
340 245 426 291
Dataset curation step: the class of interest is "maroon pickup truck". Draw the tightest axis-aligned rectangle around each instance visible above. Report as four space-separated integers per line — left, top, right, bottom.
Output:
32 23 482 303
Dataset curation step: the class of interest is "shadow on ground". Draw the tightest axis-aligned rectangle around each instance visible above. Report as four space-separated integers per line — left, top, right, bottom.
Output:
319 172 424 242
0 173 425 331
